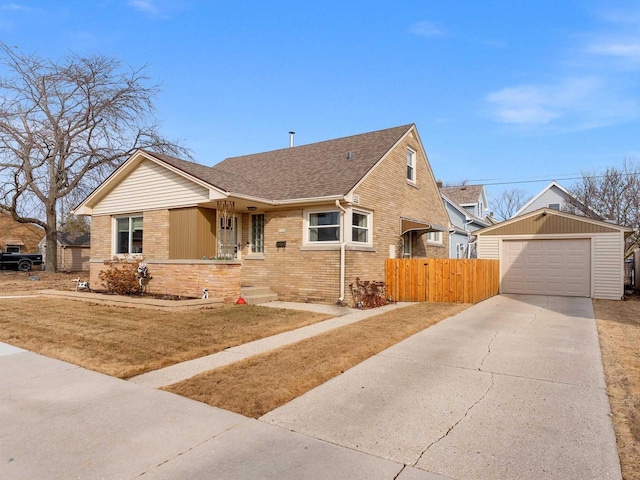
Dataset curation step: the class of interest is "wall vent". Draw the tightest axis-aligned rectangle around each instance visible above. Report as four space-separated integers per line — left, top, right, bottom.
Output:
352 194 360 204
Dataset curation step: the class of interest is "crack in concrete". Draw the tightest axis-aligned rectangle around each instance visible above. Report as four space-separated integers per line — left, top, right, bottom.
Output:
479 331 499 370
412 372 495 468
392 464 406 480
133 420 250 478
511 312 539 335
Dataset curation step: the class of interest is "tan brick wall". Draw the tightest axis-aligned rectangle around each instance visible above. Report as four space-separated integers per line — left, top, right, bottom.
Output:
241 209 341 303
90 215 111 260
241 130 449 306
345 131 449 303
143 210 170 259
90 210 170 261
90 260 240 301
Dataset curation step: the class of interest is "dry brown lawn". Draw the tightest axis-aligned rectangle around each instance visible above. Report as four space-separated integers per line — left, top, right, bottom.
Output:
0 270 78 293
165 302 468 418
594 295 640 480
0 298 331 379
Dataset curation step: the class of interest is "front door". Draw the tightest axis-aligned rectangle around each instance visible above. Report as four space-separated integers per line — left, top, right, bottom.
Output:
218 215 242 260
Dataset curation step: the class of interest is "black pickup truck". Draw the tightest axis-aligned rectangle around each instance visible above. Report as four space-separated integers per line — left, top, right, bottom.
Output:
0 251 44 272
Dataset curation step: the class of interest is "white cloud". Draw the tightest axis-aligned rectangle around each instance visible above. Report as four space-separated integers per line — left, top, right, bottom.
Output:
486 77 638 130
0 3 42 13
409 21 447 38
587 40 640 61
128 0 158 13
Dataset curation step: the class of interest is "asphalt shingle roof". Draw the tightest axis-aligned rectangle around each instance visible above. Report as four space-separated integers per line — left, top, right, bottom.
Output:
439 185 484 206
57 231 90 247
145 124 413 202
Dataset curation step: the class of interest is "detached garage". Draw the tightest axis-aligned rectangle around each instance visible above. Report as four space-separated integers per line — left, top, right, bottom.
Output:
475 208 633 300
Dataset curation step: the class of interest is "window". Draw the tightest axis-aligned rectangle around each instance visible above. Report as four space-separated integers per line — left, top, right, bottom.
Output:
5 245 20 253
116 216 143 254
407 148 416 183
402 231 413 258
308 211 340 243
251 214 264 253
351 211 370 244
547 203 560 210
427 231 443 244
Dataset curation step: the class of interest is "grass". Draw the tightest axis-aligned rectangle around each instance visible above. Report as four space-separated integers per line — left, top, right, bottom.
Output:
594 295 640 480
0 298 331 379
0 270 78 293
164 301 469 418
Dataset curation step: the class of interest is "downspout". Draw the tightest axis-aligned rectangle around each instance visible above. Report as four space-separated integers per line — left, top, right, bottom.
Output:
335 200 347 304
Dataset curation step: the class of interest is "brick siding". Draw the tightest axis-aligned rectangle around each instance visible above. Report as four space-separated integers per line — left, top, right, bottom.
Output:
90 260 241 301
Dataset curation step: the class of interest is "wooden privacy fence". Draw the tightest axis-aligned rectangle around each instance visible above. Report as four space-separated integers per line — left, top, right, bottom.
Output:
385 258 500 304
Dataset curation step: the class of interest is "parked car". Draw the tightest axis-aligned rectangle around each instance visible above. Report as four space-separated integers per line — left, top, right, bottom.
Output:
0 251 43 272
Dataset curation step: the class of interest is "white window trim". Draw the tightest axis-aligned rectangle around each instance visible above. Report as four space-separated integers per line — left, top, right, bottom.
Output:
5 244 21 253
347 208 373 247
427 231 443 245
113 214 144 257
407 147 417 184
303 208 342 246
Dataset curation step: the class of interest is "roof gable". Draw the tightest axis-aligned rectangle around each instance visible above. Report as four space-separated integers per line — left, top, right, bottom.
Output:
74 124 419 212
441 193 489 228
476 207 632 236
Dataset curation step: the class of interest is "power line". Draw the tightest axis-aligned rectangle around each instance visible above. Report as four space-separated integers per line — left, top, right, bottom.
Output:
455 171 639 187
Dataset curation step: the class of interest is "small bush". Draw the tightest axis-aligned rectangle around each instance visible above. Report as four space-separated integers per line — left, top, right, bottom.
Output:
350 278 388 309
99 260 141 295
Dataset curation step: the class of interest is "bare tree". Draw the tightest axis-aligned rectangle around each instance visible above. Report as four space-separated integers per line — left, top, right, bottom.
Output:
0 43 190 271
490 188 530 221
567 158 640 255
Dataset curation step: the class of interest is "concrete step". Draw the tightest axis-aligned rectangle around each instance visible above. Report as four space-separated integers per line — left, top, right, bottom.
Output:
241 286 278 305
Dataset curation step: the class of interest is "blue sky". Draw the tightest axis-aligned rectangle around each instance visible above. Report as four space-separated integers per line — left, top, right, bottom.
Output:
1 0 639 202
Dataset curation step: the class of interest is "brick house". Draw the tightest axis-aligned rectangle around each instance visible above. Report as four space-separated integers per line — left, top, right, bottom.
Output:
74 124 449 304
0 212 44 254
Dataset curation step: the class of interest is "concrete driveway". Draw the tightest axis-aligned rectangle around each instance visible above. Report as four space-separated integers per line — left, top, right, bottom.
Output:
0 294 622 479
262 294 622 479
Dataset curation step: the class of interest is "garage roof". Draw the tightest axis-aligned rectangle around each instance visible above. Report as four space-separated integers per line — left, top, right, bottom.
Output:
475 208 634 236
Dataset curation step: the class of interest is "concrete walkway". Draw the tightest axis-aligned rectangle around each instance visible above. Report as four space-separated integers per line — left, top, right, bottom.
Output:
130 301 412 388
0 295 622 479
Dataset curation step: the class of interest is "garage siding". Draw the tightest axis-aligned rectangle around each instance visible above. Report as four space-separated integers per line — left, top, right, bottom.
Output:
593 233 624 300
477 236 499 260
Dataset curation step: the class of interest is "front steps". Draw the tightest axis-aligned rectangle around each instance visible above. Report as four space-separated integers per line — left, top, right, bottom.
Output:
241 286 278 305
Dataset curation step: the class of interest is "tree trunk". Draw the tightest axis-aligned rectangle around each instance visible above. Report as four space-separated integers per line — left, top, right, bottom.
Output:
45 208 58 272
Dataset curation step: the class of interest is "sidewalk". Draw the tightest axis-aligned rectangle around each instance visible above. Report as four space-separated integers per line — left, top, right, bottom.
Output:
129 301 414 387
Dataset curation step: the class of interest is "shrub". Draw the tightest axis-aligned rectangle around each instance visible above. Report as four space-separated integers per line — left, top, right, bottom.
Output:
99 259 141 295
350 278 388 309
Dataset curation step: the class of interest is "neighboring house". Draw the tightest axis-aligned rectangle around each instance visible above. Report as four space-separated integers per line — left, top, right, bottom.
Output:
475 208 633 300
39 232 91 272
74 124 450 304
514 181 585 217
0 212 44 254
439 184 490 258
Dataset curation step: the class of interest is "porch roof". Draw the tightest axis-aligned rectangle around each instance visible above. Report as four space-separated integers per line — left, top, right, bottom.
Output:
401 218 447 235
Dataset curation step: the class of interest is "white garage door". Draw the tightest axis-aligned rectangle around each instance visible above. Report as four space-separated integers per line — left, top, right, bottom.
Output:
502 239 591 297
